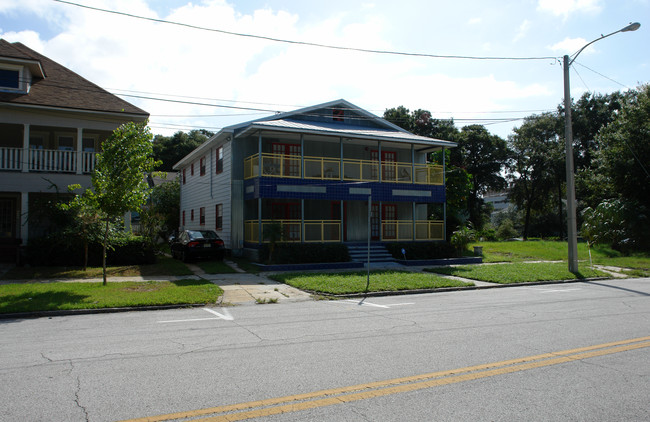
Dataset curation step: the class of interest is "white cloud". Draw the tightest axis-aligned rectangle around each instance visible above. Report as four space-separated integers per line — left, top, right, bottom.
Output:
537 0 602 18
548 37 592 55
514 19 531 42
467 17 481 25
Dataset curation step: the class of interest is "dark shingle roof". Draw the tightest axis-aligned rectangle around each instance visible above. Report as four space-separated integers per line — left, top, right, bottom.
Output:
0 40 148 116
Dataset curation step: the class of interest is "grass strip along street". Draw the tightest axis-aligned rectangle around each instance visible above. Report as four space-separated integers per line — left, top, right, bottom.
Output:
0 280 222 314
268 271 473 295
425 262 607 284
119 336 650 422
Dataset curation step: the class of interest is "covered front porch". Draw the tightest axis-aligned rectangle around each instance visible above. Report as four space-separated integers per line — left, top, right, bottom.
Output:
243 199 444 244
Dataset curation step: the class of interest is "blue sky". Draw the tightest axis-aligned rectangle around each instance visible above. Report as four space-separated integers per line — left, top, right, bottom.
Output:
1 0 648 138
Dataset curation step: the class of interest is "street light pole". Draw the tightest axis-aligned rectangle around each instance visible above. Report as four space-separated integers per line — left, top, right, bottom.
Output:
562 22 640 274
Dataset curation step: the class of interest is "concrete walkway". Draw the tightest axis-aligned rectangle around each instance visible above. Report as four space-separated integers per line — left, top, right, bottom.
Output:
187 260 312 305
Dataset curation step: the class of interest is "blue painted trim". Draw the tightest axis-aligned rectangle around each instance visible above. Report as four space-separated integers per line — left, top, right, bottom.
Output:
244 177 446 203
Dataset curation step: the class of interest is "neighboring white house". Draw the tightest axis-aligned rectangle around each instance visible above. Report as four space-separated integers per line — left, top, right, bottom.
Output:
173 99 456 257
0 40 148 261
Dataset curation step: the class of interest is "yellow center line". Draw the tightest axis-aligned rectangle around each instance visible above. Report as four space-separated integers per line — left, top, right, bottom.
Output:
120 336 650 422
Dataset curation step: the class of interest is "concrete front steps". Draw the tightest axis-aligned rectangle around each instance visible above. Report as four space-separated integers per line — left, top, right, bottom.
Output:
347 244 395 263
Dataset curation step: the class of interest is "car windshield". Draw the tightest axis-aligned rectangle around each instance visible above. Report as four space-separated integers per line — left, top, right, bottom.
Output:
187 230 218 240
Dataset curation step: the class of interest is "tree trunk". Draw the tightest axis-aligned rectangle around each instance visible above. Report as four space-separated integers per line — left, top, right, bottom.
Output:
102 219 108 286
523 201 532 240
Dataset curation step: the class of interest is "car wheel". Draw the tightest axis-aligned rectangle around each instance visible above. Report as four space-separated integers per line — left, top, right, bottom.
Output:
181 251 189 262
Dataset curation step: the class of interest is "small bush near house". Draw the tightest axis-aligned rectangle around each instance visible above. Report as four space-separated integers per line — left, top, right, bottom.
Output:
450 225 476 256
496 219 519 240
258 243 350 264
385 242 456 260
27 232 155 266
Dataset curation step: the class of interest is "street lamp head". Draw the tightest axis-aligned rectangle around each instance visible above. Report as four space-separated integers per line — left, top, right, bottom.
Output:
621 22 641 32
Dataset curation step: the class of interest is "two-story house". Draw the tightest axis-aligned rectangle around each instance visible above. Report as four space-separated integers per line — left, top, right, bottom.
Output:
0 40 148 261
174 99 456 260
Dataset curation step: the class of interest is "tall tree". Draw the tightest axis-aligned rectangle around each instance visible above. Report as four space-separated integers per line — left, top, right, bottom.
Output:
508 113 563 239
451 125 510 229
69 121 160 285
384 107 458 141
152 129 213 171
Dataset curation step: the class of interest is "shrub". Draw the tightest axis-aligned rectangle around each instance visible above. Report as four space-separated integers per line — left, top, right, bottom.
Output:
496 219 519 240
385 242 456 260
450 225 476 256
258 243 350 264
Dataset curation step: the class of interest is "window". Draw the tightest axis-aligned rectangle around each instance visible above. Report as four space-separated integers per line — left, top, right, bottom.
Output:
182 210 186 226
191 162 194 176
332 107 344 121
200 156 206 176
199 207 205 225
215 204 223 230
82 137 96 152
191 209 195 221
0 68 20 90
57 136 74 151
182 168 186 184
216 147 223 174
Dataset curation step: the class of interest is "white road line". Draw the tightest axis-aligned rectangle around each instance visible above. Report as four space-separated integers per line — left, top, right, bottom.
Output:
340 300 389 308
157 307 233 323
539 288 581 293
202 307 234 320
385 302 415 306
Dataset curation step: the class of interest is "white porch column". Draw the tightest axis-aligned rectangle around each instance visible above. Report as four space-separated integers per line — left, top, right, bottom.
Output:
76 128 83 174
22 124 30 173
20 192 29 242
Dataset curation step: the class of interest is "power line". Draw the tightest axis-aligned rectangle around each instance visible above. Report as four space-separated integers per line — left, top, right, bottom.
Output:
573 61 630 89
53 0 558 62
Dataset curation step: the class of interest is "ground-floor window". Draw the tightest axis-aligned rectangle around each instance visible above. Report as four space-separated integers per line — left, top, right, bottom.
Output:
216 204 223 230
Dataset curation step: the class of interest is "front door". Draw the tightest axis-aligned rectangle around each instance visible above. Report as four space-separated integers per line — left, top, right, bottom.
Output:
272 143 301 177
370 204 380 241
382 204 397 240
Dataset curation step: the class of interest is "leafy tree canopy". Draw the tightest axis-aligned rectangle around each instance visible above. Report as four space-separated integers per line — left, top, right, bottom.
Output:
153 129 213 171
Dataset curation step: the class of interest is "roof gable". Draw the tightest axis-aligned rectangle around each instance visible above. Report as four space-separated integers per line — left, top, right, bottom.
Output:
0 39 147 116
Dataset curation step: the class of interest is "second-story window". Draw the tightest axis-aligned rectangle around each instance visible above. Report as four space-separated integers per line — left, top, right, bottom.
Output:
191 162 194 176
182 168 186 184
216 147 223 174
191 209 194 221
200 156 206 176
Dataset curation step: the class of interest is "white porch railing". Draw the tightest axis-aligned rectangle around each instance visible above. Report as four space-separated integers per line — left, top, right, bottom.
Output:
0 147 22 171
0 147 97 173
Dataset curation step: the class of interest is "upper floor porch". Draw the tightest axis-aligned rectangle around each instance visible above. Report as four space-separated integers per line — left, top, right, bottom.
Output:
0 123 110 175
238 130 446 186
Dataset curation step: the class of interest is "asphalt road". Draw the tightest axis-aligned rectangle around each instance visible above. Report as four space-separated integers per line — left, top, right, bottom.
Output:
1 277 648 421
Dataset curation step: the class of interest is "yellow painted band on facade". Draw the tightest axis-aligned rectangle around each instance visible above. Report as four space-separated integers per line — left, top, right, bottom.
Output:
121 335 650 422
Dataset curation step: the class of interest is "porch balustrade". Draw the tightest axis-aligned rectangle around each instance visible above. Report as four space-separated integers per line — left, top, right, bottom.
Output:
244 219 444 243
244 153 443 185
245 219 342 243
0 147 97 173
381 220 444 241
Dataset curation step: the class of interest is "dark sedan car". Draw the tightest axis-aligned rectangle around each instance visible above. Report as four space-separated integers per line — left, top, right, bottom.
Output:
170 230 225 262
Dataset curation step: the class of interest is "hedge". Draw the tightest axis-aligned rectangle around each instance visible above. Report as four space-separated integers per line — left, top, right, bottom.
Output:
26 234 156 266
259 243 350 264
384 242 456 260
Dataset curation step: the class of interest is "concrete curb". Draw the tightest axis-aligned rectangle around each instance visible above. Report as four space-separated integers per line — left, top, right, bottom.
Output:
0 303 208 320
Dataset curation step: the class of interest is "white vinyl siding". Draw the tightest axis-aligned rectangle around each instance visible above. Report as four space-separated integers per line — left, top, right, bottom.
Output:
179 140 233 249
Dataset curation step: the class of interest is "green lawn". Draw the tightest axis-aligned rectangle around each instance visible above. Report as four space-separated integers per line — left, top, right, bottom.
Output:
426 262 607 284
0 280 223 314
269 271 474 295
0 256 193 280
471 241 650 275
